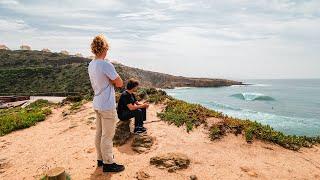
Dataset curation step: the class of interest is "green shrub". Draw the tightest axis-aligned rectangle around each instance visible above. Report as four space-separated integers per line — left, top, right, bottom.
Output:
157 99 219 132
244 126 255 143
0 100 52 136
209 125 224 140
137 87 171 104
65 95 83 102
69 100 84 112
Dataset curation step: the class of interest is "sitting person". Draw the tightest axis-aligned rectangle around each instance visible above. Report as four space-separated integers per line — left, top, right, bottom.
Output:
117 79 149 134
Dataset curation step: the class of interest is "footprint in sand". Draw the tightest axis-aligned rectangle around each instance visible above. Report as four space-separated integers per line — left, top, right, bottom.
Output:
85 147 95 154
0 158 11 174
240 166 258 178
0 141 11 149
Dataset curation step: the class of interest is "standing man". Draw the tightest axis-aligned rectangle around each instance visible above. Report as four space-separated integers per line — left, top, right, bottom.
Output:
88 34 124 173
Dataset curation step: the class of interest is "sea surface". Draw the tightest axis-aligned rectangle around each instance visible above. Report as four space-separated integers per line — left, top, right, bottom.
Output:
164 79 320 136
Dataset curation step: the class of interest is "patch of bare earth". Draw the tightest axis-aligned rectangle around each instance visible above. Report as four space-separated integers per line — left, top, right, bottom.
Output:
0 102 320 179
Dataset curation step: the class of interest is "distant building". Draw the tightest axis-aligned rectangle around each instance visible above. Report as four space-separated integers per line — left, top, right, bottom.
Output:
42 48 51 52
75 53 83 57
110 59 121 64
0 45 10 50
60 50 69 55
20 45 31 50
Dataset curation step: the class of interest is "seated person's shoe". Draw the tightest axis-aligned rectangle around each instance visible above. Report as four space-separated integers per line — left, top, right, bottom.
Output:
103 163 125 172
97 160 103 167
134 127 147 134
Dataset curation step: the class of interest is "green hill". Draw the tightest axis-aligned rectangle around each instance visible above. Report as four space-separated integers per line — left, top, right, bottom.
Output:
0 50 243 96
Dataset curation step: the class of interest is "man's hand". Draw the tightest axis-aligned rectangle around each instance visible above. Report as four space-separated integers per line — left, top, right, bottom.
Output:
110 76 123 88
142 102 149 109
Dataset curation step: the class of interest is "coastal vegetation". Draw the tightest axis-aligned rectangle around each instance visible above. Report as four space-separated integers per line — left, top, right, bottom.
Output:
146 88 320 151
0 99 52 136
137 88 173 104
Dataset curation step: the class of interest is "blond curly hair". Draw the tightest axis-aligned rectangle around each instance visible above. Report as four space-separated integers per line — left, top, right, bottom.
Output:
91 34 109 56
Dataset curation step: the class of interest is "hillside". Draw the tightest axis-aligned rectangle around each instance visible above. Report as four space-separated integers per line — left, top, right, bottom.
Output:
0 50 242 95
1 101 319 179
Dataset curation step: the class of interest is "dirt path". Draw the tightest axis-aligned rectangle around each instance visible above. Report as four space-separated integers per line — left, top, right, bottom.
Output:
0 102 320 179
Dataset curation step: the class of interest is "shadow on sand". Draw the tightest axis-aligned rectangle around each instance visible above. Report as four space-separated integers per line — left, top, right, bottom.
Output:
89 167 113 180
115 137 136 155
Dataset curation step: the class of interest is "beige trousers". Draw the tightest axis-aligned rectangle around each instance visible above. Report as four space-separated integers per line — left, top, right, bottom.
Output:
95 109 117 164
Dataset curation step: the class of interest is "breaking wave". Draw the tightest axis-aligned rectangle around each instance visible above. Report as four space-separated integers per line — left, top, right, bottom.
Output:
231 93 275 101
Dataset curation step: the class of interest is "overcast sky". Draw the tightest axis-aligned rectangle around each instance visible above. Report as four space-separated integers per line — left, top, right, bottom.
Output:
0 0 319 79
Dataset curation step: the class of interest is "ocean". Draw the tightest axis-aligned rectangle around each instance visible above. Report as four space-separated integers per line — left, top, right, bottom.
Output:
164 79 320 136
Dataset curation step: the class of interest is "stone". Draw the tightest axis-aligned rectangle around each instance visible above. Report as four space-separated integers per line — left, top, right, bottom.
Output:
113 120 132 146
190 175 198 180
136 170 150 180
62 111 69 117
131 134 154 153
150 153 190 172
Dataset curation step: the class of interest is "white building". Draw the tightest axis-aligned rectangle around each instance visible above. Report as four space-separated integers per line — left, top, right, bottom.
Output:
0 45 10 50
87 55 95 59
42 48 51 52
20 45 31 50
110 59 121 64
60 50 69 55
75 53 83 57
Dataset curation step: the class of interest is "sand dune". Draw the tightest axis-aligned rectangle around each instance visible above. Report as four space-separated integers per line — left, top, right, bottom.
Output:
0 102 320 179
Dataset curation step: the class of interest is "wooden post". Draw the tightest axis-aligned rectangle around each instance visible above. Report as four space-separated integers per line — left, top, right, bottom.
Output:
46 167 66 180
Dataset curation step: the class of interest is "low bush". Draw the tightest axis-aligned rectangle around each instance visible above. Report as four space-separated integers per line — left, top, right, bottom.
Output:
0 100 52 136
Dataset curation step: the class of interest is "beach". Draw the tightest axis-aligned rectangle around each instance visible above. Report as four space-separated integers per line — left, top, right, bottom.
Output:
1 101 320 179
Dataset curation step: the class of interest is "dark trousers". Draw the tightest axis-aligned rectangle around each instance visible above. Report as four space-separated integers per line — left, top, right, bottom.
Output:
118 108 146 128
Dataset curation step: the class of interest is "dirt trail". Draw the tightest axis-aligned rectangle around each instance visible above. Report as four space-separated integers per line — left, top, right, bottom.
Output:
0 102 320 179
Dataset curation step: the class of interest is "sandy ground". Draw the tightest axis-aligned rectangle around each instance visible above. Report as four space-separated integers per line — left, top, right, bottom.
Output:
0 102 320 180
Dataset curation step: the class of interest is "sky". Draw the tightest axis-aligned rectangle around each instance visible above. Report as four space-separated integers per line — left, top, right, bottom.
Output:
0 0 319 80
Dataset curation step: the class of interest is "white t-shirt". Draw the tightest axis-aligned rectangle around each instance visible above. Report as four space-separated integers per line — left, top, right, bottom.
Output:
88 59 119 111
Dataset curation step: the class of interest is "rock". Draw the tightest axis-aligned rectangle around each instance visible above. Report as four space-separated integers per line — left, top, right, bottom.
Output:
86 116 95 125
131 134 154 153
136 170 150 180
190 175 198 180
88 116 96 121
62 110 70 117
150 153 190 172
113 120 132 146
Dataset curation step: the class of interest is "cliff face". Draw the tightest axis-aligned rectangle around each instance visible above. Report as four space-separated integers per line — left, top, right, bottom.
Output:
0 50 242 95
115 65 242 88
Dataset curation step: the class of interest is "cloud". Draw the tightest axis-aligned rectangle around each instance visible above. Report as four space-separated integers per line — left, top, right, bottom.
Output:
0 0 19 6
0 19 34 32
0 0 319 78
118 9 172 21
59 24 118 33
